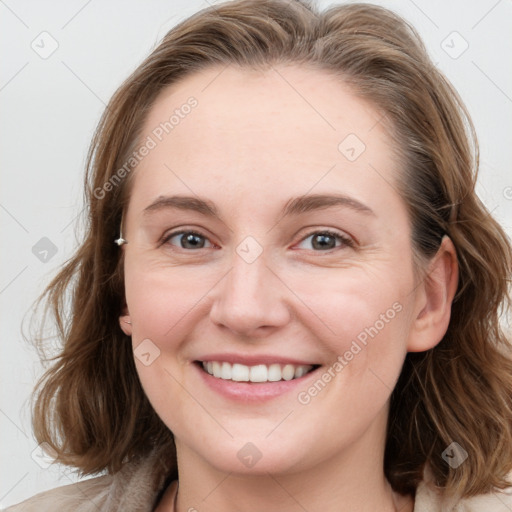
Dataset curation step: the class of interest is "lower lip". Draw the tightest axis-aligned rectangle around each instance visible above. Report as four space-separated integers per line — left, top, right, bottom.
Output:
194 362 321 402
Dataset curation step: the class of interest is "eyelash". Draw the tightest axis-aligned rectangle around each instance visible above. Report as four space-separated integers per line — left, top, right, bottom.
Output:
296 229 354 251
160 229 354 252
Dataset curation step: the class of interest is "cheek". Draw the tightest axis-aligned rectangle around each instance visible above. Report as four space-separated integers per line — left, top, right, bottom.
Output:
124 252 414 371
123 261 213 433
286 267 410 349
124 259 217 341
285 267 414 410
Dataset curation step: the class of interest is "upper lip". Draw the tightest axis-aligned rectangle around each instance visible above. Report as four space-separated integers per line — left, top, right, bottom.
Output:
195 353 320 366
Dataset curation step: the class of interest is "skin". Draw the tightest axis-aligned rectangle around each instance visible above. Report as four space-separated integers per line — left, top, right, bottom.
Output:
119 65 458 512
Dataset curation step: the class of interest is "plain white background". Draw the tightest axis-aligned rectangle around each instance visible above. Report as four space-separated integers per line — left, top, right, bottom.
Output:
1 0 511 507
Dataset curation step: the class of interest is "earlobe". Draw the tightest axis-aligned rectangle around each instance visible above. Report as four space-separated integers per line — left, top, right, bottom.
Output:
407 236 459 352
119 314 132 336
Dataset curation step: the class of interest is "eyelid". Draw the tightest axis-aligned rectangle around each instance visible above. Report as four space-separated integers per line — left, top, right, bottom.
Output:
159 227 355 252
294 229 355 250
160 228 217 249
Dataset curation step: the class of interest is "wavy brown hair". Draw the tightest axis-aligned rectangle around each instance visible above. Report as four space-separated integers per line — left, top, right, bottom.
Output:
31 0 512 500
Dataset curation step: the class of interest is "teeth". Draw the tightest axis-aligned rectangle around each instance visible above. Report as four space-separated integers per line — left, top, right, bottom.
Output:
201 361 314 382
267 364 281 382
250 364 268 382
232 363 249 381
294 366 306 378
212 361 222 378
282 364 295 381
221 362 232 380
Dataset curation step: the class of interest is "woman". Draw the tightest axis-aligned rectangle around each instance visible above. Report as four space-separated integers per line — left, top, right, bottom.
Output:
8 0 512 510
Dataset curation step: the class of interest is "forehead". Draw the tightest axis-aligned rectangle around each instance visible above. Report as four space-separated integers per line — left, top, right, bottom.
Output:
130 65 402 214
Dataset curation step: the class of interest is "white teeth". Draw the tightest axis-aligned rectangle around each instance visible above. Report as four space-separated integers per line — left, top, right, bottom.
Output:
221 362 232 380
212 361 222 378
250 364 268 383
232 363 249 381
282 364 295 381
267 364 281 382
201 361 314 382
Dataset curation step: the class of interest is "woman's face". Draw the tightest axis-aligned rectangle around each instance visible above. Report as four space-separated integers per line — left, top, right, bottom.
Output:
121 65 430 475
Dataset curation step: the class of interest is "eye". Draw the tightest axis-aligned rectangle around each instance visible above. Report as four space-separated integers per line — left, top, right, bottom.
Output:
296 230 353 251
162 230 213 250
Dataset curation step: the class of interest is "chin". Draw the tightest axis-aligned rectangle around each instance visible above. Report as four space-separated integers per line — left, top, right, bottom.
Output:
179 433 311 476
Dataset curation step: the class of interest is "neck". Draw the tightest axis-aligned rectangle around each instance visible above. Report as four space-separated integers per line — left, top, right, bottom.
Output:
171 412 414 512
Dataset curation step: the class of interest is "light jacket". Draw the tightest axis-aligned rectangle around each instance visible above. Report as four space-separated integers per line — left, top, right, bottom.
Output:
5 449 512 511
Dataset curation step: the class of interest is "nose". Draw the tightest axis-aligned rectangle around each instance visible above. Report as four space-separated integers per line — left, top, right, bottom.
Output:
209 250 292 339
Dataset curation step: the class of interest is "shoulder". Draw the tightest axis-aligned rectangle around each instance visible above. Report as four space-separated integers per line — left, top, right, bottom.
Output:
3 474 113 512
415 470 512 511
3 448 176 512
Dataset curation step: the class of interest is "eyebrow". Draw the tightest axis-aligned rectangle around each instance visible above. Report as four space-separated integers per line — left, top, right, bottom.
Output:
143 193 375 218
282 193 375 217
144 195 219 217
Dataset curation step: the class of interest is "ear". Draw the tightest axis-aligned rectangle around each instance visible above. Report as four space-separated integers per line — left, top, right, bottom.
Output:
119 306 132 336
407 236 459 352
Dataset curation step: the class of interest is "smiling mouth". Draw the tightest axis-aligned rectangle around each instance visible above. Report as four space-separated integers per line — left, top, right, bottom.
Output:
197 361 320 383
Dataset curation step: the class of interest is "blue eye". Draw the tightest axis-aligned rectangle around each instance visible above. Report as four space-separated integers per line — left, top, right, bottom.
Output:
297 230 352 251
164 231 213 250
161 229 353 252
